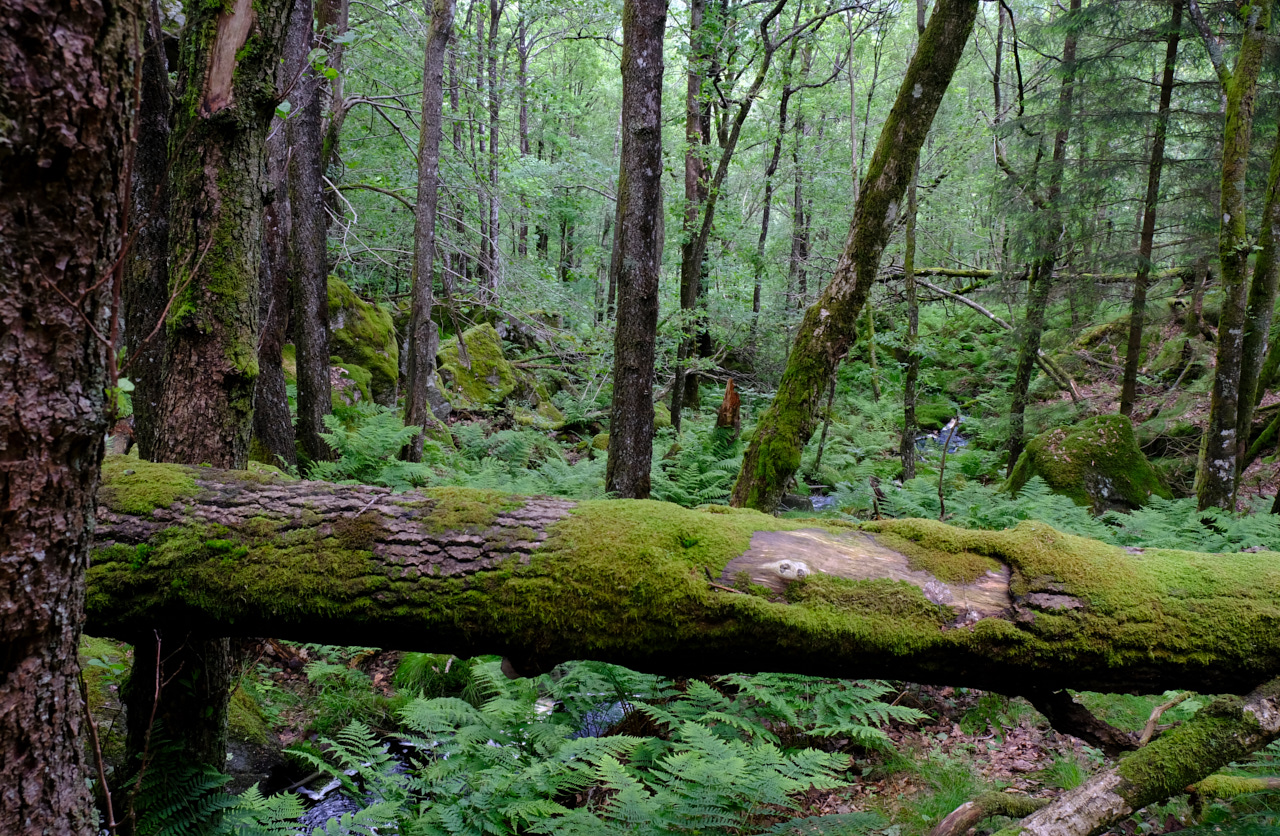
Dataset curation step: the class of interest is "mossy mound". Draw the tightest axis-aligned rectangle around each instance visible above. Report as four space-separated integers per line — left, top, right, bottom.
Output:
654 402 672 429
329 278 399 406
1005 415 1172 513
228 685 269 745
915 398 954 431
591 432 609 451
1149 334 1212 383
332 359 372 407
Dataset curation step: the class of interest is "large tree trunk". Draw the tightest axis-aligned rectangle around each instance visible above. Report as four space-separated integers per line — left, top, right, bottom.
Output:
151 0 291 469
404 0 458 463
1193 0 1274 511
287 0 336 467
133 0 292 775
605 0 667 499
731 0 979 512
0 0 137 827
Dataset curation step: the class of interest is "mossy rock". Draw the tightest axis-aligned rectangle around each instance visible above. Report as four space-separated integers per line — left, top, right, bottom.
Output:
1074 315 1131 351
591 432 609 451
437 323 519 408
1149 335 1212 382
654 402 672 429
332 361 372 408
328 277 399 406
1005 415 1173 513
228 685 269 745
513 400 567 430
915 398 955 431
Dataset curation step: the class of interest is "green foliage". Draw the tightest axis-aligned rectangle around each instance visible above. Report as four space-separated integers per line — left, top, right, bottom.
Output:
650 425 743 507
304 659 405 736
285 661 920 835
307 402 438 491
394 652 475 698
132 741 241 836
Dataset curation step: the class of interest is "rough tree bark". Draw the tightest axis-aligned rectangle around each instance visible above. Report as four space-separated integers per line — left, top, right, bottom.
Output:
150 0 292 468
404 0 457 463
1191 0 1274 511
1005 0 1080 476
0 0 137 827
605 0 667 498
1119 0 1181 418
125 0 172 462
731 0 979 511
287 0 336 467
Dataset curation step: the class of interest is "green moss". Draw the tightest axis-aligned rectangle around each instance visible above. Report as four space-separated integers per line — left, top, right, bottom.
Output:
228 685 269 744
79 635 129 714
591 432 609 451
99 456 199 515
329 277 399 406
1004 415 1172 512
419 487 522 534
437 323 518 407
1192 774 1279 799
915 398 954 432
785 576 953 627
654 402 672 429
871 531 1002 585
333 361 373 407
281 344 297 385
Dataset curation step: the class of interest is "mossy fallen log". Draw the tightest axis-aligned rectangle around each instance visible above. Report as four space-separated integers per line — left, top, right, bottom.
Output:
87 456 1280 696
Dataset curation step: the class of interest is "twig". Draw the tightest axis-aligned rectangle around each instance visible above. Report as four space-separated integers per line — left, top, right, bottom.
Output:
1139 691 1191 746
81 672 118 835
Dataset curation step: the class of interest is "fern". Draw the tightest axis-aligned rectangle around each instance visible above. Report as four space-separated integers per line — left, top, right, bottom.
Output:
308 402 438 491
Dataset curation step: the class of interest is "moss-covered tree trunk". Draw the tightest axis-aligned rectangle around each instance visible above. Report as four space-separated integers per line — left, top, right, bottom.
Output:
151 0 292 469
1193 0 1274 511
0 0 137 826
91 460 1280 696
404 0 456 463
731 0 979 512
1120 0 1181 419
605 0 667 498
134 0 292 776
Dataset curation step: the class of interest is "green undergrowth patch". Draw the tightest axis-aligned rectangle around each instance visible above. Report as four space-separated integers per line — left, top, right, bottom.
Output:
99 455 199 514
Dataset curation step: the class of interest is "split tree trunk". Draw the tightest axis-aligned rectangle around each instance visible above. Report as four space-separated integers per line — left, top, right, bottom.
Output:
404 0 458 463
605 0 667 498
732 0 979 512
0 0 137 826
1120 0 1181 419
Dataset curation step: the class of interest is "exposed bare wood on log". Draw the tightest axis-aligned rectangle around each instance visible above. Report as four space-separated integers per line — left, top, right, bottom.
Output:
88 460 1280 696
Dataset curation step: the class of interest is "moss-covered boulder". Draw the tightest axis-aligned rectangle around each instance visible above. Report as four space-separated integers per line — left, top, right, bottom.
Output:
915 398 954 431
438 323 518 407
329 278 399 406
654 402 672 429
1006 415 1172 513
331 359 372 407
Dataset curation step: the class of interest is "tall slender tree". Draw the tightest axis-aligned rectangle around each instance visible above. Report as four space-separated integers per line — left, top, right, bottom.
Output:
732 0 980 511
405 0 459 462
605 0 668 499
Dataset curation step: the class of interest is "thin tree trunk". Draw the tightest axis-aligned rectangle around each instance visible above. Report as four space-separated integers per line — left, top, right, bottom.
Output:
486 0 502 290
286 0 335 467
517 19 529 257
125 0 172 462
404 0 458 463
673 0 711 435
605 0 667 499
0 0 136 825
1006 0 1081 476
901 160 920 480
1120 0 1181 418
732 0 979 511
254 109 298 470
1193 0 1274 510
